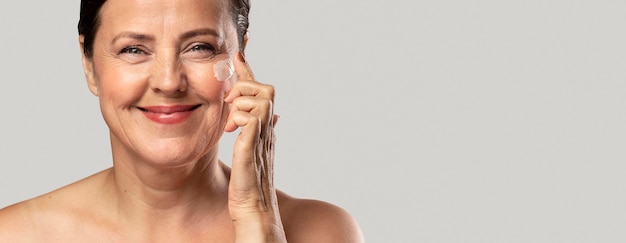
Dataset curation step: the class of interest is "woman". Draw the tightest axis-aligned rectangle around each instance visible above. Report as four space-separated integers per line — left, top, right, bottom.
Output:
0 0 364 242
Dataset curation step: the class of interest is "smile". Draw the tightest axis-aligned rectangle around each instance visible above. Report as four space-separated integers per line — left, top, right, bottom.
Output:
138 104 201 124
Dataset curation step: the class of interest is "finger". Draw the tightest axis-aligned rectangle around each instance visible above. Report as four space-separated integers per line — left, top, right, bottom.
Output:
224 80 275 104
224 96 273 132
234 51 255 81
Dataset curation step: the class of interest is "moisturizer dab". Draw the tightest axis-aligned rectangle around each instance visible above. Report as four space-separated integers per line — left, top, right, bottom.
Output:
213 57 234 82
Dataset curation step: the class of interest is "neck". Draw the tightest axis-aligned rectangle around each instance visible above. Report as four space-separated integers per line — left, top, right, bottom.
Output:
104 140 230 227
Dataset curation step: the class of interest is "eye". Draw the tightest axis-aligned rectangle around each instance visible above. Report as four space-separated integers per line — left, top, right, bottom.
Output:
117 46 151 63
119 46 146 55
184 43 217 60
189 43 216 53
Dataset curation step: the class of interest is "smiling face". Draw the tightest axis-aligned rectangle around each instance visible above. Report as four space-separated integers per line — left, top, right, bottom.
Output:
81 0 239 167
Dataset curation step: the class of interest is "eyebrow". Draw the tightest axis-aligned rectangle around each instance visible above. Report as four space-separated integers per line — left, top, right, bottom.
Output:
111 28 220 44
111 32 155 45
179 28 220 41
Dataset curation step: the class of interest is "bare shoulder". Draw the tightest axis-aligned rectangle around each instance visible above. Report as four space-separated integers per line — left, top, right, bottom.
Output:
277 191 365 243
0 191 72 242
0 169 111 242
0 200 39 242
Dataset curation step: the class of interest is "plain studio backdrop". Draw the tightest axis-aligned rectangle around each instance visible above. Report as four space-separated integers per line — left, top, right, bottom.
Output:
1 1 625 242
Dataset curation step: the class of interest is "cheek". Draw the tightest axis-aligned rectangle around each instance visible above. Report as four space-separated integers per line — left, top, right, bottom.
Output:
185 62 231 100
97 66 149 107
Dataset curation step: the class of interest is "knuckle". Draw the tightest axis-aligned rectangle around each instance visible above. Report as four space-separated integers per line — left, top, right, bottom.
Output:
261 99 273 111
251 115 261 125
231 96 253 108
243 113 261 126
260 84 275 99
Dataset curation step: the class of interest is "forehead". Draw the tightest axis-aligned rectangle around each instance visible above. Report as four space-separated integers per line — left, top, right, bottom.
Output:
97 0 232 36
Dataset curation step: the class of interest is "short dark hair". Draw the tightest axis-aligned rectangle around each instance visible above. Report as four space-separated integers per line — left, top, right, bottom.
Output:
78 0 251 58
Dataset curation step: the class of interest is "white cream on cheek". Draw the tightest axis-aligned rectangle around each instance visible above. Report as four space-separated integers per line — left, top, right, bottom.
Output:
214 57 234 81
213 57 235 91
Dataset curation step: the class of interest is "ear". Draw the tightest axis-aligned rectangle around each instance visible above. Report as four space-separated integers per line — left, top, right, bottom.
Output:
79 35 99 97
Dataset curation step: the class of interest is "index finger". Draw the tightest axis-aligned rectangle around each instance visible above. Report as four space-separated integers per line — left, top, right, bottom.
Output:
235 52 255 81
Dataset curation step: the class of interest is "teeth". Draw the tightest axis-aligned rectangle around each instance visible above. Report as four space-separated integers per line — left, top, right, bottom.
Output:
138 105 201 113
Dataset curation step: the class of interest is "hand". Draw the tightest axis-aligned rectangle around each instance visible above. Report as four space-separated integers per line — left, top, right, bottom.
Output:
223 52 286 243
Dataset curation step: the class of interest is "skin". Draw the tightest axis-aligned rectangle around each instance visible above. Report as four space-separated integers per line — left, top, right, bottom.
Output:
0 0 364 242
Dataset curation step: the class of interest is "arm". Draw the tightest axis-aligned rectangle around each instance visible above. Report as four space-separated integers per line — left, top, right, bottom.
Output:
224 53 364 243
224 52 286 243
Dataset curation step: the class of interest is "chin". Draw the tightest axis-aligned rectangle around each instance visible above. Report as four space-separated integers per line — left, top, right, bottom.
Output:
110 135 211 169
143 140 209 167
109 118 223 168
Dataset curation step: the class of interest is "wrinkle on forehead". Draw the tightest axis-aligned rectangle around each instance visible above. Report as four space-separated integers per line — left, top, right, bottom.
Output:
97 0 237 46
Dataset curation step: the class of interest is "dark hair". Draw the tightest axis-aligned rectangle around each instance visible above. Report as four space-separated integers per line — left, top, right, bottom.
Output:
78 0 250 58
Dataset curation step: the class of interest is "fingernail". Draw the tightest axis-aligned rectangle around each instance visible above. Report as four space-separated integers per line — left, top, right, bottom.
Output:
238 51 247 63
272 114 280 126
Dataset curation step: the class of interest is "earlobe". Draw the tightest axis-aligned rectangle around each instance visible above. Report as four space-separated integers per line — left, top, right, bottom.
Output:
79 35 99 96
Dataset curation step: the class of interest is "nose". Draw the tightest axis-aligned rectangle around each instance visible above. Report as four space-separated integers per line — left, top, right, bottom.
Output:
149 50 187 97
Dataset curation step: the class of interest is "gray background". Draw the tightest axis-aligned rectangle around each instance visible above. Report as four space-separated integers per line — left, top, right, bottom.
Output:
1 1 625 242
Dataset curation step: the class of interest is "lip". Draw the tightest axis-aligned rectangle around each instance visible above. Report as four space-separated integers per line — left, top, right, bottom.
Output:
138 104 201 124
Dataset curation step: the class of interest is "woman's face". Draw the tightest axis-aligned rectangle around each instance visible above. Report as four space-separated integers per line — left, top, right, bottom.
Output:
82 0 238 166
